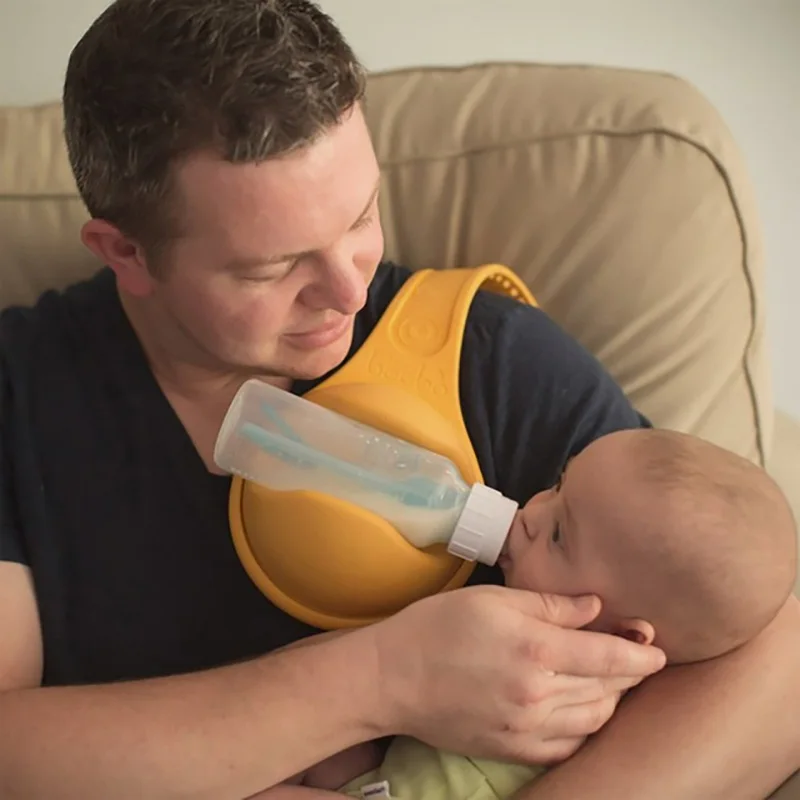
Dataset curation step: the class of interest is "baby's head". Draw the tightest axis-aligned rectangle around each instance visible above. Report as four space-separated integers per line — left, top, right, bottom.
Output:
499 429 797 664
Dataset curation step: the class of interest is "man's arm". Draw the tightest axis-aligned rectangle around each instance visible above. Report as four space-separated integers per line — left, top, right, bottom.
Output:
0 558 669 800
0 561 382 800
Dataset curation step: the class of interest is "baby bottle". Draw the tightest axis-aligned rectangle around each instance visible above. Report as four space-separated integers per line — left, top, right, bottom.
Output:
213 378 519 565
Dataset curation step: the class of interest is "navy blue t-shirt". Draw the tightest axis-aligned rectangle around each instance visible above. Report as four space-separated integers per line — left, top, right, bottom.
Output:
0 262 647 686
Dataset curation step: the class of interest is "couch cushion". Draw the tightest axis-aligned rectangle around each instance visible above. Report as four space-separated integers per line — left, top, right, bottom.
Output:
363 63 772 467
0 104 102 306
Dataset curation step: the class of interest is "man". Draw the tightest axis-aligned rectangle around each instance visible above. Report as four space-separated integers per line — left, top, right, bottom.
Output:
0 1 797 798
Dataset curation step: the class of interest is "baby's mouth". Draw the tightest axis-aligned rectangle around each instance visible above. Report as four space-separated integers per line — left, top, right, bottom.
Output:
496 533 512 569
497 511 524 567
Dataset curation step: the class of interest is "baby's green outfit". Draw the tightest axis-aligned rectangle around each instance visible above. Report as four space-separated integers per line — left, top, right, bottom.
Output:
341 736 544 799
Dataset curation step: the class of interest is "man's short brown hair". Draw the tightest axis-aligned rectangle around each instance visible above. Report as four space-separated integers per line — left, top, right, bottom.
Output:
63 0 366 264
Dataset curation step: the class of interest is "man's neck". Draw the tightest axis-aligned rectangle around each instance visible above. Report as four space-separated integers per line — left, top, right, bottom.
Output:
118 288 293 472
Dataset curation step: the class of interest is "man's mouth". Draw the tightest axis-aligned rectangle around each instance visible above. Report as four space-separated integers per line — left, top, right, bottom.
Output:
284 317 351 349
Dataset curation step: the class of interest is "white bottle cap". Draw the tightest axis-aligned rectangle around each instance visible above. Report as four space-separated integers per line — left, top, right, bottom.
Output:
447 483 519 565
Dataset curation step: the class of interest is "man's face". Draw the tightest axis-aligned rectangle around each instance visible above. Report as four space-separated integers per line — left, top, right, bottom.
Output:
145 105 384 380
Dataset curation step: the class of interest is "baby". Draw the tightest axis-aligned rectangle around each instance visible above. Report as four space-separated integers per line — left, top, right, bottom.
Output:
264 428 798 800
498 427 797 665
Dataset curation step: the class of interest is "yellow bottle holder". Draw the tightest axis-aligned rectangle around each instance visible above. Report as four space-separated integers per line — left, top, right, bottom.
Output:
228 265 536 629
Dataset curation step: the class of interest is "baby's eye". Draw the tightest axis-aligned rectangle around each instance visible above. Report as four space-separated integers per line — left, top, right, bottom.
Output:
551 525 561 544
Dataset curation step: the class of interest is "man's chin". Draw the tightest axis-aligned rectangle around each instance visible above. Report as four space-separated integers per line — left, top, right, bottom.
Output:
278 332 354 382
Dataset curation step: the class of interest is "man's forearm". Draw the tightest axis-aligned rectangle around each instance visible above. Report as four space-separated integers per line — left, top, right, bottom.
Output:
517 597 800 800
0 628 383 800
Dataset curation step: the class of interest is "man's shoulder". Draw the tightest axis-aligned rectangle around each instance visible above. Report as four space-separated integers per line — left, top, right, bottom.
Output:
462 283 594 394
1 269 118 363
461 284 648 502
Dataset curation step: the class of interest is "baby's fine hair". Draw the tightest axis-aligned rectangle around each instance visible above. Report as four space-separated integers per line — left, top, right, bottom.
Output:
620 429 797 663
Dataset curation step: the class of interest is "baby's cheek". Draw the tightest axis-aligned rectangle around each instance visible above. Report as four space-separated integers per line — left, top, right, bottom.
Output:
514 551 579 596
506 551 548 592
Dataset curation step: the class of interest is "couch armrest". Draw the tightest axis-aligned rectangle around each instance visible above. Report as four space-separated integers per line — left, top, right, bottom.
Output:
767 411 800 596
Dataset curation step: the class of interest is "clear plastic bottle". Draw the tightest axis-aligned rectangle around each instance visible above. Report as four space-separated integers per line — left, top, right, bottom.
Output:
213 378 519 565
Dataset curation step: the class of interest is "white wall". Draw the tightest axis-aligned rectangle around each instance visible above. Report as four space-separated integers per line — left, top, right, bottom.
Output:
1 0 798 418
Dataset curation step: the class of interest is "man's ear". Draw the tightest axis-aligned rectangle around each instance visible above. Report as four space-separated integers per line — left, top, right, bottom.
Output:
80 219 155 297
615 618 656 646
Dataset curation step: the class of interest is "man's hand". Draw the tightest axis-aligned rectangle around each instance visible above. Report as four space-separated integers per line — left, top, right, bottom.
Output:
370 585 666 764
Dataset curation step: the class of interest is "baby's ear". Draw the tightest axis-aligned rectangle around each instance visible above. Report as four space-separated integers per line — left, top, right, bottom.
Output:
616 618 656 646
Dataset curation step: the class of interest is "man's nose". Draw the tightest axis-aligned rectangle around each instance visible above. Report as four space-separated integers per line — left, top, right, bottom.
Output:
305 256 368 314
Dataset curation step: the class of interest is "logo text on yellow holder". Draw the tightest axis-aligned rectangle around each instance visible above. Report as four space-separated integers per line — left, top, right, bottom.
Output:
228 264 536 630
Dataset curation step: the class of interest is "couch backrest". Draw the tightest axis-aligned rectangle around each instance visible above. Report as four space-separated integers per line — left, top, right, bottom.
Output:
0 62 771 465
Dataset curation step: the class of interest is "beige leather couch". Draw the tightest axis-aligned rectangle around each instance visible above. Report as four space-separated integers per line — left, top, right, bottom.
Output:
1 62 798 798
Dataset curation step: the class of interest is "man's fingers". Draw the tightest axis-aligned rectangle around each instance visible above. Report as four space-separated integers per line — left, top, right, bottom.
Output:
519 591 602 630
603 674 646 695
515 736 587 766
548 675 642 703
542 695 619 741
510 590 665 677
535 626 666 678
544 673 637 704
498 694 620 764
544 673 607 700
